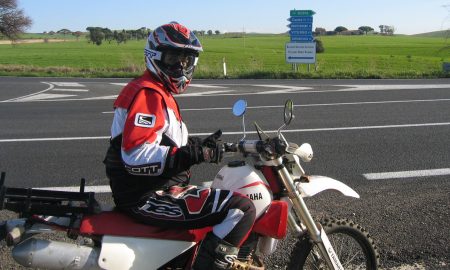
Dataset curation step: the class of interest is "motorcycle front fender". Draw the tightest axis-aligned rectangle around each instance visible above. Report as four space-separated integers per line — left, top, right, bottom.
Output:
297 175 360 199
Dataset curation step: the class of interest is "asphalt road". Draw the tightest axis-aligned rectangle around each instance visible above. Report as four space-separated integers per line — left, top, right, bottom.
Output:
0 77 449 269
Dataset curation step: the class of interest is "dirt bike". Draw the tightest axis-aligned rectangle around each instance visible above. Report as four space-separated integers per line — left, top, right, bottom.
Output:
0 99 380 270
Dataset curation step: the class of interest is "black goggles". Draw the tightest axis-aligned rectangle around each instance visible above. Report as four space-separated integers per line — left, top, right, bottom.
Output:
162 50 198 68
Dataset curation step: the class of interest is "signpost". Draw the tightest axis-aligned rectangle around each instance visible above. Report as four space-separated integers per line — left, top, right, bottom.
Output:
285 43 316 64
286 9 317 71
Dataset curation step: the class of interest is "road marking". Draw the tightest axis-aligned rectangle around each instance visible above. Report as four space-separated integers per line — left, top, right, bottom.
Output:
189 84 228 88
32 168 450 193
35 185 112 193
9 93 77 102
101 98 450 114
4 83 450 102
337 84 450 92
364 168 450 180
111 83 228 89
50 82 85 87
181 90 236 96
1 82 54 102
1 122 450 143
52 88 89 92
1 82 89 102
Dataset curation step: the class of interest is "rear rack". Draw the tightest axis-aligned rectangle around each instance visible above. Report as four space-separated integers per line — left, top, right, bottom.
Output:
0 172 97 218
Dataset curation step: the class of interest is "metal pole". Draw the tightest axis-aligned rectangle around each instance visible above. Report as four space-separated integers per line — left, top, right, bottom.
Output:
223 57 227 78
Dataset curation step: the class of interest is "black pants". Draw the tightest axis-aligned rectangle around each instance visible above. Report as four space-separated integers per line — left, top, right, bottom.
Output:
121 185 256 247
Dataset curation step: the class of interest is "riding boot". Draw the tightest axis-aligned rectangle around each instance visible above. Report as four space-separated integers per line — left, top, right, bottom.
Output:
192 232 239 270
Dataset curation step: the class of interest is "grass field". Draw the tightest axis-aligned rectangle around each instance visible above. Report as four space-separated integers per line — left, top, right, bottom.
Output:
0 34 448 78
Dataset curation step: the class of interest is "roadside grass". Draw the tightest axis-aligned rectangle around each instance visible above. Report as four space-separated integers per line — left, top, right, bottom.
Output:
0 35 448 78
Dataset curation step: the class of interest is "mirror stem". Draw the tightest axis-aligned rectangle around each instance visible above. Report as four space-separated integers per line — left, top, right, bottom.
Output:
240 114 246 141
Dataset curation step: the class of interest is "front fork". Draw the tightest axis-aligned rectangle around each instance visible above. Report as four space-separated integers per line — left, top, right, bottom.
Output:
274 158 344 270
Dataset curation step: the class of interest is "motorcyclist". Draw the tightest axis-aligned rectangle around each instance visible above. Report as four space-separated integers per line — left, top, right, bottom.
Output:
103 22 256 270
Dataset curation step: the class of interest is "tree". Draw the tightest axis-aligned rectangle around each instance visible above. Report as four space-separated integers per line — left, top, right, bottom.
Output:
358 26 374 35
315 39 324 53
102 28 113 43
0 0 32 40
385 25 395 35
215 30 220 35
57 28 71 40
207 30 213 36
72 31 83 41
86 27 104 45
334 26 348 34
379 25 395 35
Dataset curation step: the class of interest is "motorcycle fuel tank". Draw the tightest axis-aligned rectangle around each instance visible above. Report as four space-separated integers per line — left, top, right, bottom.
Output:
212 162 272 218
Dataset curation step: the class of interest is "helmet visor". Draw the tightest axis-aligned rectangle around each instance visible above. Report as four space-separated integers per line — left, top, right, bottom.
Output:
160 49 198 78
162 50 197 68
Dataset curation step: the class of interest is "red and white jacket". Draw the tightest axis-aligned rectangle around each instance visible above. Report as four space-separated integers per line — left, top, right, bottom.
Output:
111 71 188 176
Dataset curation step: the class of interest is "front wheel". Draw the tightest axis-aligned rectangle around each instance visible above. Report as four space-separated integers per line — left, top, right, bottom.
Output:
288 218 380 270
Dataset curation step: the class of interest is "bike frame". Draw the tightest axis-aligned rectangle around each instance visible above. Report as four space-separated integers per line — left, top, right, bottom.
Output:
270 157 345 270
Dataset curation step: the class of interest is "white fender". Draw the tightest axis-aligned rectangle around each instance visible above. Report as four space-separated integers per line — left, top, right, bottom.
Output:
98 235 195 270
297 175 360 198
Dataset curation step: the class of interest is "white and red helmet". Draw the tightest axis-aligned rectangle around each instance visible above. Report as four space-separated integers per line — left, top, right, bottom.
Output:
144 22 203 94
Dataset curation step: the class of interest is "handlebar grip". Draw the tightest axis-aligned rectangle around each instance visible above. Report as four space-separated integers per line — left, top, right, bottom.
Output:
223 142 238 152
238 140 266 154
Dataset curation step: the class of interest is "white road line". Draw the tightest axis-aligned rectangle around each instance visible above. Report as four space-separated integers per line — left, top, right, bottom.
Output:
50 82 85 87
337 84 450 91
10 93 77 102
101 98 450 114
1 82 54 102
35 185 111 193
52 88 89 92
1 122 450 143
32 168 450 193
181 90 236 96
0 136 109 142
189 84 228 88
31 167 450 193
364 168 450 180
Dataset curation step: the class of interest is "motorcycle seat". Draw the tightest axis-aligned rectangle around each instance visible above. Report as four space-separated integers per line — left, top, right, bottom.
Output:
79 211 211 242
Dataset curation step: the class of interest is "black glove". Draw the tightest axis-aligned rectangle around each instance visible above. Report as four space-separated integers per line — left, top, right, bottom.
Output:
202 143 225 164
202 130 222 148
188 136 202 146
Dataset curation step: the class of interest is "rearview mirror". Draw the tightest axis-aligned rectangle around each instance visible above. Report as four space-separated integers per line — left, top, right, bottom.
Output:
232 99 247 141
284 99 294 125
232 99 247 117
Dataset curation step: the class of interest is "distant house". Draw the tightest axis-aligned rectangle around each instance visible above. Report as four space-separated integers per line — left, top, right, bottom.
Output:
340 30 364 35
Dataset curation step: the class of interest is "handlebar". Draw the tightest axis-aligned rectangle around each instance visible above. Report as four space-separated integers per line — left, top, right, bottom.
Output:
223 139 286 158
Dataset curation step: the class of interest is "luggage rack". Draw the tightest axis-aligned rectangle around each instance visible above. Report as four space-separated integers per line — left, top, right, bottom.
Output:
0 172 97 218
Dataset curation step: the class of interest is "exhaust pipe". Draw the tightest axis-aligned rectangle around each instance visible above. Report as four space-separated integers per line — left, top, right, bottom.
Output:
12 238 102 270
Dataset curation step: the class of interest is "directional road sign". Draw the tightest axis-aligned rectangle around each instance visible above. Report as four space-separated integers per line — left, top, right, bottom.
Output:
290 36 314 42
285 42 316 64
288 23 313 29
288 9 315 43
289 30 313 36
290 10 316 16
287 16 313 23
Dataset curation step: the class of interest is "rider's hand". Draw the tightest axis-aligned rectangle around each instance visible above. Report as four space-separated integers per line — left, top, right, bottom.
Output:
188 136 202 146
202 143 225 164
202 130 222 148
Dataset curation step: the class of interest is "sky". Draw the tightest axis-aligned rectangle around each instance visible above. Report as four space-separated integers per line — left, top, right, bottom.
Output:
19 0 450 35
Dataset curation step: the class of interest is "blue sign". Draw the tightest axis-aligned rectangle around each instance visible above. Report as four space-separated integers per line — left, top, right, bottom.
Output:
288 10 315 43
288 23 313 29
291 36 314 42
288 17 313 23
289 30 313 36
